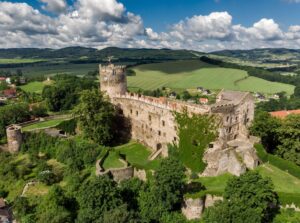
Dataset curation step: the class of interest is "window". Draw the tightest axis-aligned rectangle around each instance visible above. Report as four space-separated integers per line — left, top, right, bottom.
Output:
158 131 161 136
226 116 230 122
136 111 138 116
130 109 132 114
148 115 151 121
162 120 165 126
174 137 177 142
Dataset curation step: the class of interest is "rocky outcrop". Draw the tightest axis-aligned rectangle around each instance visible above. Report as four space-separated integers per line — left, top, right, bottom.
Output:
203 138 259 176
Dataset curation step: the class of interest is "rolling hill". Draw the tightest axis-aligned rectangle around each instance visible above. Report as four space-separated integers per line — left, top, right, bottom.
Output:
128 60 295 94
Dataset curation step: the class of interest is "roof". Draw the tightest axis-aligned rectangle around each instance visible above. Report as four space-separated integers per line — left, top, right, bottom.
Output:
199 98 208 103
0 198 6 208
270 110 300 119
217 90 249 105
2 88 16 96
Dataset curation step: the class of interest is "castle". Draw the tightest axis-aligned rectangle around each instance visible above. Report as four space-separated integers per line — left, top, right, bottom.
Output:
99 63 259 176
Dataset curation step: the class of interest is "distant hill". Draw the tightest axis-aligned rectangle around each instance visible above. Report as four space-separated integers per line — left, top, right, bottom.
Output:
213 48 300 64
0 47 201 61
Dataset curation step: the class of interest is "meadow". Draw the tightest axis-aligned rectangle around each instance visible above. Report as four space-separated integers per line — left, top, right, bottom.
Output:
128 60 295 95
0 58 47 64
0 63 98 77
20 81 47 93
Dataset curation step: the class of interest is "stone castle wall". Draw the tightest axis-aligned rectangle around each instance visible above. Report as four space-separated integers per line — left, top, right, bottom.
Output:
99 63 259 175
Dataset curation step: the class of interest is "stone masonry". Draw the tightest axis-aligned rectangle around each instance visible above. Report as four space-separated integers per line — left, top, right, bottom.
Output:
99 63 259 176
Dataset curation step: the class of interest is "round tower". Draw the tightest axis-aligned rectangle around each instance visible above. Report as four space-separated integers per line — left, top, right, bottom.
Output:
99 63 127 99
6 125 22 153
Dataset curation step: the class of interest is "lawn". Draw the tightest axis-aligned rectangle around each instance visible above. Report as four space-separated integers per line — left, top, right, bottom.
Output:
22 118 68 132
102 151 125 170
115 142 161 170
20 81 46 93
128 60 295 95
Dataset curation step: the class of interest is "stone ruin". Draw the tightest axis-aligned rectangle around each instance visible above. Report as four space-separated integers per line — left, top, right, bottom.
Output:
6 125 22 153
99 63 259 176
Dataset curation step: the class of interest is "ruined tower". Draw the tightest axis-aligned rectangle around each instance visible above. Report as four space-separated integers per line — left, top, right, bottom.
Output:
6 125 22 153
99 63 127 99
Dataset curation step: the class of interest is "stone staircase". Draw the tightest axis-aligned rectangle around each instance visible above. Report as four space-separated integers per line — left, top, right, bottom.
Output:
149 149 163 160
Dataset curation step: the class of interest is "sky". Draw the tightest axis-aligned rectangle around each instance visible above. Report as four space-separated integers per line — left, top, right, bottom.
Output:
2 0 300 51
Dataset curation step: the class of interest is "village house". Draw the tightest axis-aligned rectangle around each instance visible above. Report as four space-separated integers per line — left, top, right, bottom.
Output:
199 98 209 104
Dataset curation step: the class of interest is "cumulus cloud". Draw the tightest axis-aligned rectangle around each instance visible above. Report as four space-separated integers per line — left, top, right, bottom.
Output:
1 0 300 51
40 0 67 14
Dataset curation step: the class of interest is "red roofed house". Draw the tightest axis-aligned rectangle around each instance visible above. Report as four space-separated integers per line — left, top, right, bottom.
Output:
270 110 300 119
199 98 209 104
2 88 16 98
0 77 6 82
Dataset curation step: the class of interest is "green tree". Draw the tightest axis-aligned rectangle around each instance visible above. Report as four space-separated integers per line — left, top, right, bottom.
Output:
276 115 300 165
76 176 123 223
250 111 281 153
203 171 279 223
75 89 116 145
35 185 73 223
138 157 185 222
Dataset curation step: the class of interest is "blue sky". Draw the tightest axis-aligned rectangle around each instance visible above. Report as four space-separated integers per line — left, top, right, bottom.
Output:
120 0 300 31
2 0 300 50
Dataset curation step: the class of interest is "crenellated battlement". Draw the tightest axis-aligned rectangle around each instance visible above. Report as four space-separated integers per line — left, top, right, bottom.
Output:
113 92 210 114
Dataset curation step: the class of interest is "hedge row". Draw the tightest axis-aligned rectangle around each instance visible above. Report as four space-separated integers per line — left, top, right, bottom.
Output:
255 144 300 179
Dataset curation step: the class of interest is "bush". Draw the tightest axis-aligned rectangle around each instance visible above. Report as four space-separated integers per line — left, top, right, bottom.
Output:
56 119 77 135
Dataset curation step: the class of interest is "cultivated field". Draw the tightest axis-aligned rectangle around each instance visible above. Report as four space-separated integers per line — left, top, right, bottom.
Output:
0 58 47 64
128 60 295 95
0 63 98 77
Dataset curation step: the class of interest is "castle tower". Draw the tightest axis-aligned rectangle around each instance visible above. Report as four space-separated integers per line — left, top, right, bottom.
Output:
6 125 22 153
99 63 127 99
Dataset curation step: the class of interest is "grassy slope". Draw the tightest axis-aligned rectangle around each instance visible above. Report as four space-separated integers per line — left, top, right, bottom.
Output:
195 164 300 204
22 118 67 132
0 58 47 64
128 60 295 95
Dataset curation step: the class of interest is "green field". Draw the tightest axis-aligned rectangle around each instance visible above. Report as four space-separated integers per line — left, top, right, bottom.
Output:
0 63 98 77
22 118 68 132
0 58 47 64
20 81 46 93
128 60 295 95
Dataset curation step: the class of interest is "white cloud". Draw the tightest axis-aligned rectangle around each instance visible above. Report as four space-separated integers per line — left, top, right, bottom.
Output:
1 1 300 51
40 0 67 14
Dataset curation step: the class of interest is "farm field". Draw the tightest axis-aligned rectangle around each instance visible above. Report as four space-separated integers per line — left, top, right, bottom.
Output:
128 60 295 95
0 63 98 77
0 58 47 64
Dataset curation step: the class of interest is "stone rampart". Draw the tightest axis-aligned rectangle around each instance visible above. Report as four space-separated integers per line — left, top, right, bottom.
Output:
6 125 22 153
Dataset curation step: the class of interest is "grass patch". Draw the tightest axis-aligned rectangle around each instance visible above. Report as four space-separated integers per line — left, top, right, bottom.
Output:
20 81 46 93
102 151 125 169
22 118 67 131
115 142 161 170
128 60 295 94
24 183 49 197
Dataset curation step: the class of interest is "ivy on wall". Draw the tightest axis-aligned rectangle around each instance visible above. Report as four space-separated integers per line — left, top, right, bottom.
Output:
174 109 218 173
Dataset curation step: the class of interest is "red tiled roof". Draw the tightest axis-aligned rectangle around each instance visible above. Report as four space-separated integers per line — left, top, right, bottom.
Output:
270 110 300 119
2 88 16 96
199 98 208 103
0 77 6 81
